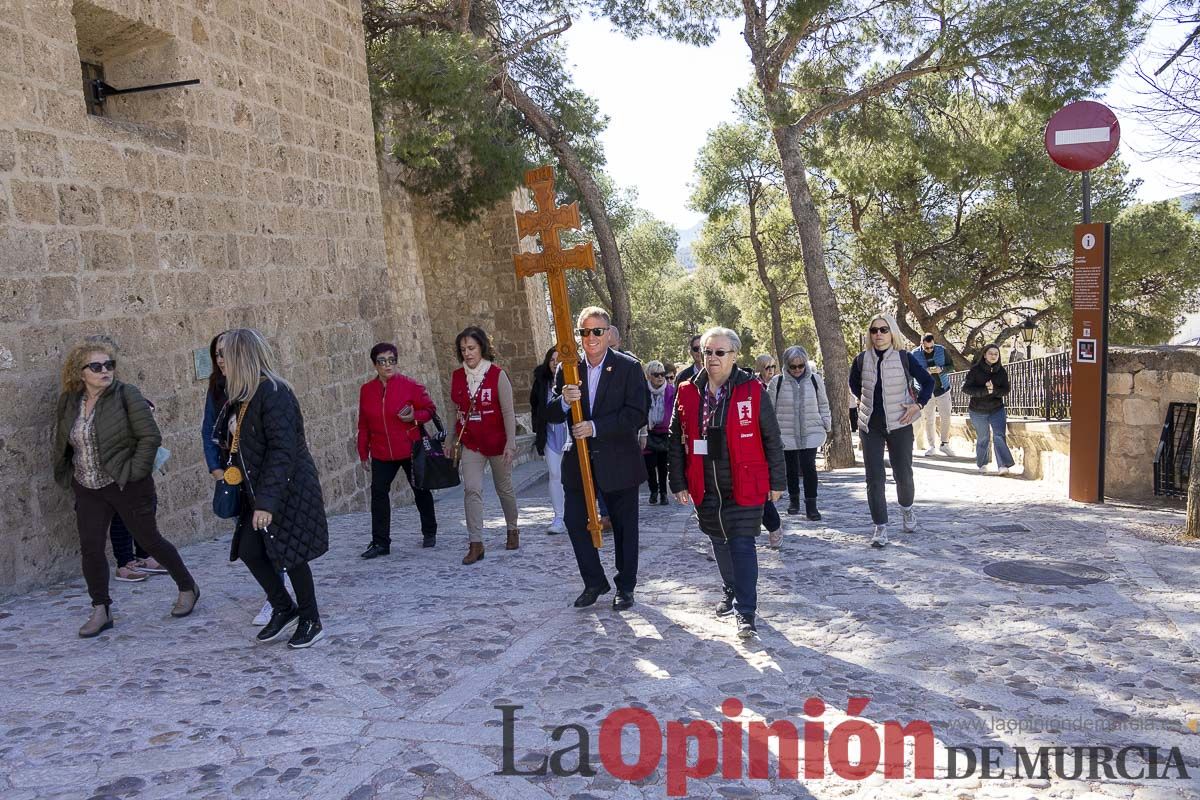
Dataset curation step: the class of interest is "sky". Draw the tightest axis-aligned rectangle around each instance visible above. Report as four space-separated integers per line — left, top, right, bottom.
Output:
561 12 1196 232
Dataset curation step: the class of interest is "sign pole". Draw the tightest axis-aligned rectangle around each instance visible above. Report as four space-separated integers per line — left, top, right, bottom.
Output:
1045 100 1119 504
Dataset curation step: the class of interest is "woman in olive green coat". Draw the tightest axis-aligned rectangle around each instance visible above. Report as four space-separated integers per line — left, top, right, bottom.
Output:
53 340 199 637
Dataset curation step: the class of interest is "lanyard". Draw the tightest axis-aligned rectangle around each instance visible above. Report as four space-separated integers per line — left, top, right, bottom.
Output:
701 384 727 437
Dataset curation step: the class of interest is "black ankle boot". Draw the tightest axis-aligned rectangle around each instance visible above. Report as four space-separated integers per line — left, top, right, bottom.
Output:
805 499 821 521
786 495 800 515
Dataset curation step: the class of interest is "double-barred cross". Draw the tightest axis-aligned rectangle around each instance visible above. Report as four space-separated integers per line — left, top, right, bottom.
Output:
512 165 604 546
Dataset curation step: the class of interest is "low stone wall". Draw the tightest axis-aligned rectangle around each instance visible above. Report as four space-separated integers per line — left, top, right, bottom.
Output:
1105 346 1199 501
944 417 1071 485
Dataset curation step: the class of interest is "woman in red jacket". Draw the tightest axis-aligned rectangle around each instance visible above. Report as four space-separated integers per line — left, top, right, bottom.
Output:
357 342 438 558
450 326 518 565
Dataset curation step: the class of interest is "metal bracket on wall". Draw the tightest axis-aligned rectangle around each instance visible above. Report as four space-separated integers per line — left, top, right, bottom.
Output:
89 78 199 107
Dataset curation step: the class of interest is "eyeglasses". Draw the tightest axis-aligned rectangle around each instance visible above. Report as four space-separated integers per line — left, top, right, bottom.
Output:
215 348 224 358
649 371 666 378
577 326 609 338
375 357 397 366
869 326 890 335
787 362 804 371
763 365 777 372
703 348 734 358
690 345 702 352
84 359 116 374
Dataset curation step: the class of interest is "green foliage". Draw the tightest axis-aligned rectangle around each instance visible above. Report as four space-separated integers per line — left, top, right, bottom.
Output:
1110 201 1200 344
368 29 529 222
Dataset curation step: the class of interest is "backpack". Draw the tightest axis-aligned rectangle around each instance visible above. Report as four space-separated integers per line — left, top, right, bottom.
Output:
774 372 819 407
854 351 917 404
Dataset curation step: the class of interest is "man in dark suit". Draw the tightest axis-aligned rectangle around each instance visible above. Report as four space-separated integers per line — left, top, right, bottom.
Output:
547 306 649 610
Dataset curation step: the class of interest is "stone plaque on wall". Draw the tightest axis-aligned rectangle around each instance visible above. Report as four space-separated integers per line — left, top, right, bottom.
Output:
194 348 212 381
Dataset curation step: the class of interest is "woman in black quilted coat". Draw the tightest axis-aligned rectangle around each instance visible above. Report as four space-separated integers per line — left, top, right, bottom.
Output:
215 329 328 649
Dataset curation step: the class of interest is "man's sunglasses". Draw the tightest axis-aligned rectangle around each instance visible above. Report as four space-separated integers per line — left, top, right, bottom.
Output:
649 371 666 378
690 345 702 352
869 326 890 335
703 348 734 358
84 359 116 374
577 326 609 338
375 357 397 366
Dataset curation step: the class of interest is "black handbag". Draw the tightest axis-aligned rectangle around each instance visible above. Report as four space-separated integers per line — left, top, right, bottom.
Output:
412 413 461 490
212 403 251 519
646 431 670 453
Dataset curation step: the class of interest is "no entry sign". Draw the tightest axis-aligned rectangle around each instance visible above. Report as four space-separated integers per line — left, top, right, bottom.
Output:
1044 101 1120 172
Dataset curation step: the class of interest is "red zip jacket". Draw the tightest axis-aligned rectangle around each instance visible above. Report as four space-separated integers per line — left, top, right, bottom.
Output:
357 374 435 462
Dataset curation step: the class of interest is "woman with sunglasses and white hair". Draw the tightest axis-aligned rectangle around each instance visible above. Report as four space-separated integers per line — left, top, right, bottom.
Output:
213 328 328 649
766 345 831 521
669 327 785 640
848 314 934 548
53 340 199 638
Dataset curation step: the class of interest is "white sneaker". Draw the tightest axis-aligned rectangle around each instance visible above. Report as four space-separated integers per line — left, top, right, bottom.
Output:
939 444 955 457
252 599 273 626
978 464 988 474
998 466 1010 476
547 519 566 535
924 446 936 457
767 528 782 549
870 525 889 548
901 506 917 532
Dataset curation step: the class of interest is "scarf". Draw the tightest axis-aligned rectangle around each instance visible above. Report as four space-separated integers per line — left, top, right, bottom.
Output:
647 380 668 427
464 358 493 397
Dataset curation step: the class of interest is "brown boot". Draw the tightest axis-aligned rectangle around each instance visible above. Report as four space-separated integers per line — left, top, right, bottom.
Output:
79 604 113 638
506 529 519 550
462 541 484 565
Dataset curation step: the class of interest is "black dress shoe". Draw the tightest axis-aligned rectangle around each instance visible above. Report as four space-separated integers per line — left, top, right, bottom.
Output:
422 535 436 548
360 544 390 559
649 491 658 505
573 585 612 608
287 619 325 649
256 607 299 643
612 590 634 611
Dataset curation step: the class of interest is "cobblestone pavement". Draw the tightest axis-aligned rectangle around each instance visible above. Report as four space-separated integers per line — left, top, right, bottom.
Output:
2 454 1199 799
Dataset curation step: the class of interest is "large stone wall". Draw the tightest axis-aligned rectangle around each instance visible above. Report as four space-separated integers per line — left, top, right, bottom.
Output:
0 0 548 596
1105 346 1200 501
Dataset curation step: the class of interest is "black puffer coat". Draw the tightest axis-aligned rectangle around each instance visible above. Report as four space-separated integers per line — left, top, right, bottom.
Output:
962 360 1010 413
218 379 328 571
529 363 555 457
668 366 786 538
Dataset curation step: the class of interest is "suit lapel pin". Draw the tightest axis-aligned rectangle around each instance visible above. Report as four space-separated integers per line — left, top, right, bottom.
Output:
606 366 612 372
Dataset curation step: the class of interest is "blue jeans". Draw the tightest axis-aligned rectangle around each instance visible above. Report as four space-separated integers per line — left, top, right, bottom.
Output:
710 535 758 617
970 408 1015 469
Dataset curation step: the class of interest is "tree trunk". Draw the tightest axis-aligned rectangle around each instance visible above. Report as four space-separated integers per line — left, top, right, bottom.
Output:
1189 382 1200 537
499 79 633 341
772 123 855 468
747 201 786 359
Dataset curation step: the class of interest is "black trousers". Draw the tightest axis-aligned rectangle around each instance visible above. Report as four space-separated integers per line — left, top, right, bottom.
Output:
236 515 319 622
860 420 915 524
109 510 150 566
643 451 668 494
783 448 819 500
72 477 194 607
370 457 437 547
565 483 639 592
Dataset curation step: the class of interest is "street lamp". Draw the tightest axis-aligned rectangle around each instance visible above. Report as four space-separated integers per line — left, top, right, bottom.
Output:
1020 316 1037 359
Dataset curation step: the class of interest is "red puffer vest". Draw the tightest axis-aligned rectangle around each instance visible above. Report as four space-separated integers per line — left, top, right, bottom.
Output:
676 378 770 506
451 365 507 457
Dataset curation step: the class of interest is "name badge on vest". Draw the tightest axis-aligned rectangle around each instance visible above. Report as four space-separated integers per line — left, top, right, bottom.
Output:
692 439 708 455
737 399 753 426
469 412 482 422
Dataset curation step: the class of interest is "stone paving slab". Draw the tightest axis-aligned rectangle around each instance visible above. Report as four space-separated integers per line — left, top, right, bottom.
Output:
1 455 1199 799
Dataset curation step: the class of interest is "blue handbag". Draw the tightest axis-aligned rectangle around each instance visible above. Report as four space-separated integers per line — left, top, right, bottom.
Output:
212 479 240 518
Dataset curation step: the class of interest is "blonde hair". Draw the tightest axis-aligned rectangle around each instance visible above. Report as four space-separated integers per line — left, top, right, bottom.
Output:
754 354 775 374
61 339 117 393
222 328 291 404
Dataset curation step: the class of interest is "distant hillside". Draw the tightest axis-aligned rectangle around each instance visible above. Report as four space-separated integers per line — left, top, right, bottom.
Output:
676 221 703 271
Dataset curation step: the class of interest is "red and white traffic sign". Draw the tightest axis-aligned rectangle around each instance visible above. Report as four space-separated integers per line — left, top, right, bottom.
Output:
1044 101 1120 172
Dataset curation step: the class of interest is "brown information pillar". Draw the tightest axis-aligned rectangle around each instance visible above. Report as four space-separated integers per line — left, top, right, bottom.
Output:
1068 222 1110 503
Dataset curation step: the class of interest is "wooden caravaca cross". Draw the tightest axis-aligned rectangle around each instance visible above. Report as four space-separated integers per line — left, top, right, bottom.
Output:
513 165 604 548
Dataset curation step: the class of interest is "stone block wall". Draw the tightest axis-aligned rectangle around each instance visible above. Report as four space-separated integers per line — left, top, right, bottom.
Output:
1105 346 1200 501
0 0 526 596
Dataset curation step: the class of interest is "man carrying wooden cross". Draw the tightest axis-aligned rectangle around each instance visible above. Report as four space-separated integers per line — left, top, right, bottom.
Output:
546 306 648 610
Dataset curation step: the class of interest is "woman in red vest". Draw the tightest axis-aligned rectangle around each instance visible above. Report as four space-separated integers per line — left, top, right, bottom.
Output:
356 342 439 559
450 326 518 564
668 327 785 641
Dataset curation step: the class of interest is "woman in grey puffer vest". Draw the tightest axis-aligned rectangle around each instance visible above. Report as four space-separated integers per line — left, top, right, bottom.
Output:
766 346 831 520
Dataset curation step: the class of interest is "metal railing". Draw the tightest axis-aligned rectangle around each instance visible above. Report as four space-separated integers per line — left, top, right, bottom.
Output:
1154 402 1195 498
947 351 1072 420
